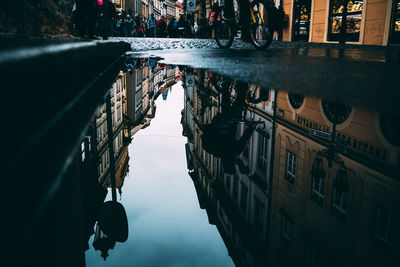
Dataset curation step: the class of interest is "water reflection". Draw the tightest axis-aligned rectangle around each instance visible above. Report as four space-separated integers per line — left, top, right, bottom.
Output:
81 58 179 261
61 56 400 266
181 68 399 266
79 72 132 261
80 59 235 266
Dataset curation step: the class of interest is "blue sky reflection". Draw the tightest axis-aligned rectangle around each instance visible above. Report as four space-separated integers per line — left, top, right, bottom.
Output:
86 81 234 267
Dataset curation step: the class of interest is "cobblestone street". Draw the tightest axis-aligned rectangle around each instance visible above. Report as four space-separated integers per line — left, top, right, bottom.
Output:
119 37 400 113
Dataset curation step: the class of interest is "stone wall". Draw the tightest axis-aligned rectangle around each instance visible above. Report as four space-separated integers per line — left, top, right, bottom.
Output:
0 0 73 36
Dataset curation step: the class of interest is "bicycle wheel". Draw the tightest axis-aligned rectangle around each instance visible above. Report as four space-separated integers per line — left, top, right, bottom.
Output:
215 20 235 48
248 0 274 50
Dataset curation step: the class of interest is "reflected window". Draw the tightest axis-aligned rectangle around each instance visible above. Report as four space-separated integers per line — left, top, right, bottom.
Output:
99 151 108 176
116 79 121 94
254 197 265 231
257 133 268 171
286 151 296 183
288 93 304 109
103 123 107 138
311 174 325 206
240 182 248 213
81 141 86 162
110 85 115 98
102 154 106 172
97 126 102 143
117 106 122 122
105 149 109 166
331 188 347 221
99 160 103 175
87 136 92 151
374 207 394 248
322 100 352 125
281 214 291 241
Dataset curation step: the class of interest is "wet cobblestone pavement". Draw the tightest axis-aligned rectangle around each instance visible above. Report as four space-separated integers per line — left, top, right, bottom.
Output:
119 38 400 114
115 37 400 52
115 37 252 50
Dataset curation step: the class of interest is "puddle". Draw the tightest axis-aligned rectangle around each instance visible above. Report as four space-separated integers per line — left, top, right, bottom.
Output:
79 57 399 266
9 55 398 266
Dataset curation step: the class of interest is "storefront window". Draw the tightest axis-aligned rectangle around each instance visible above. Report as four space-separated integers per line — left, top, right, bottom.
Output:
390 0 400 43
328 0 363 42
293 0 311 41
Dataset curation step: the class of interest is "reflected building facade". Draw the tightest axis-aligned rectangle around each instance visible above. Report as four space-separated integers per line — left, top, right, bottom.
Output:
77 72 132 254
269 92 399 267
77 60 180 263
182 69 400 267
182 68 276 267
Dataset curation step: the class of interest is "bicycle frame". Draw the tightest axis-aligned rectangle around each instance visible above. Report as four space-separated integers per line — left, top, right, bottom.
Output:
249 0 265 24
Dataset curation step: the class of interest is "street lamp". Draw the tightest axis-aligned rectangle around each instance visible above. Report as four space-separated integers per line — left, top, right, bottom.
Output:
93 223 116 260
320 123 344 168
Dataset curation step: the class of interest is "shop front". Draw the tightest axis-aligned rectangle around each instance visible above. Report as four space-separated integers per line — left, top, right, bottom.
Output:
327 0 363 42
292 0 312 41
390 0 400 44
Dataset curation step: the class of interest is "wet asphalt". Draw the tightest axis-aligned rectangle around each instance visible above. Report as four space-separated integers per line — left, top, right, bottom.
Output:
117 37 400 114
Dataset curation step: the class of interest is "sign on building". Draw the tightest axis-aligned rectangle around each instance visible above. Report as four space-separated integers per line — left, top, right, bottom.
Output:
186 74 195 87
186 0 196 12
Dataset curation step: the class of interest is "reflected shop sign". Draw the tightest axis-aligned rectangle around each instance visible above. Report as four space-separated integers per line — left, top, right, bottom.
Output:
296 115 388 161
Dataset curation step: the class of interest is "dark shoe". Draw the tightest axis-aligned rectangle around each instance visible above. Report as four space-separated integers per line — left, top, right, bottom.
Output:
89 35 101 40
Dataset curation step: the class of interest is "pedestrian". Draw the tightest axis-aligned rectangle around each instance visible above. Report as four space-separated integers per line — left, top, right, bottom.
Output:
142 17 147 36
173 18 179 37
137 20 145 37
198 16 207 39
99 0 116 37
193 22 199 38
124 14 134 37
72 2 78 35
201 81 258 174
147 14 157 37
167 18 175 38
74 0 99 38
276 4 285 41
133 14 141 36
115 13 124 36
177 15 186 38
157 16 167 38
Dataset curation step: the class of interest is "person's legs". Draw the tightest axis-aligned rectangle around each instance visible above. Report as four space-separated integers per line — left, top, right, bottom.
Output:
223 0 234 19
75 1 87 36
87 6 98 37
239 0 250 39
230 81 247 119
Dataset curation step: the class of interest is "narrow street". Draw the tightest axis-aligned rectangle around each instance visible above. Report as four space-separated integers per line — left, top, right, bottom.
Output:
121 37 400 113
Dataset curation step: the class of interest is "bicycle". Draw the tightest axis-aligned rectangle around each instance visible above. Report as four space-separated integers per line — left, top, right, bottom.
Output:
215 79 268 125
213 0 276 50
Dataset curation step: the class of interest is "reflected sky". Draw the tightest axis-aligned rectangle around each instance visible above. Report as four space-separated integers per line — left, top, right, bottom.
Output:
86 81 234 267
